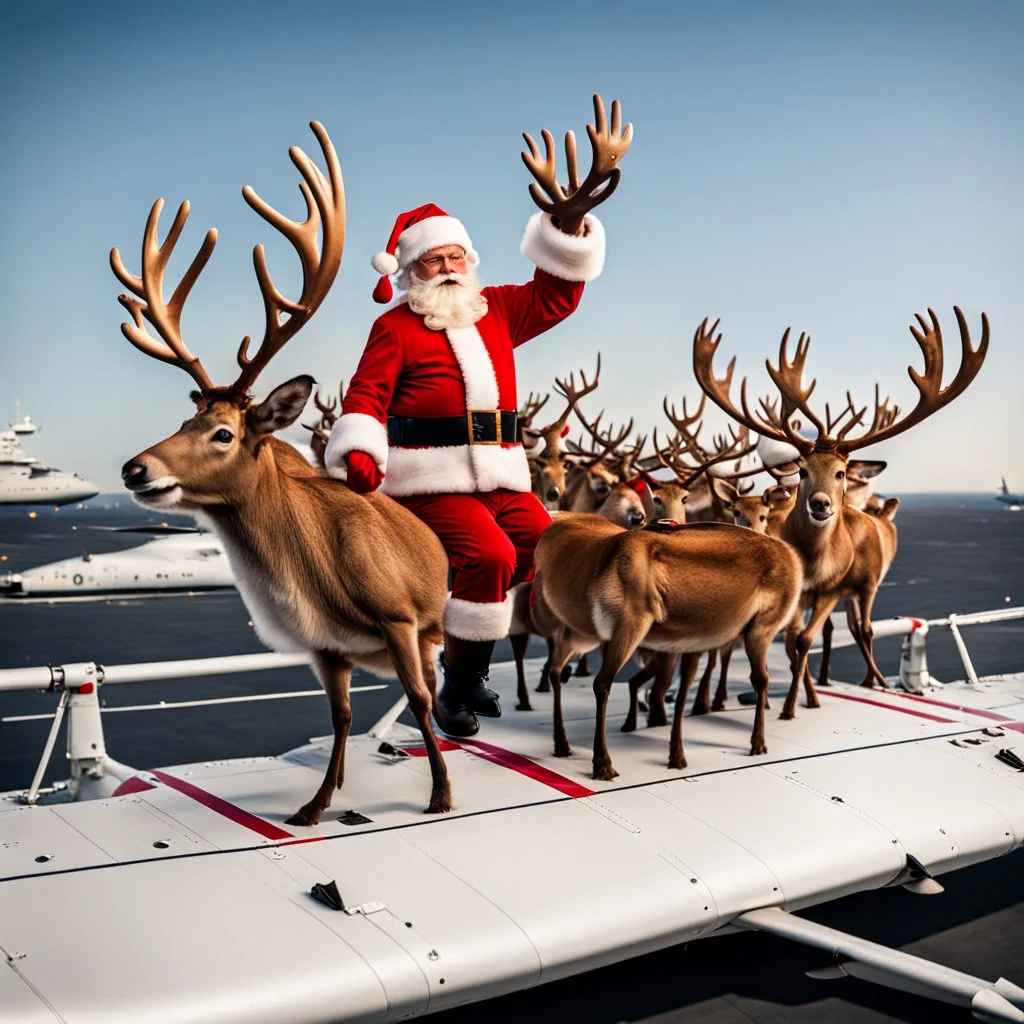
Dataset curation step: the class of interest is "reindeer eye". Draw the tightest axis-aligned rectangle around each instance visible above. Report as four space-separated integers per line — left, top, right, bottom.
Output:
836 470 845 480
759 515 767 522
212 428 234 444
653 495 663 505
681 495 688 503
799 468 808 480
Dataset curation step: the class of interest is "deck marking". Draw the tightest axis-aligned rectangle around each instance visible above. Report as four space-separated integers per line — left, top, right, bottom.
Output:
398 738 595 798
111 776 156 796
149 769 294 840
818 690 954 723
892 692 1019 723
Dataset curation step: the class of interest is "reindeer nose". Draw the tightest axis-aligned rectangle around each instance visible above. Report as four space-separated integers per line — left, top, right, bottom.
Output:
121 460 147 486
546 486 561 502
629 510 646 527
809 493 832 514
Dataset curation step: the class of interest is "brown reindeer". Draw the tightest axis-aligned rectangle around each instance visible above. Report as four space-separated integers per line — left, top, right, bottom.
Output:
531 514 803 779
692 309 988 719
509 474 650 710
523 360 602 509
305 381 344 468
113 122 452 824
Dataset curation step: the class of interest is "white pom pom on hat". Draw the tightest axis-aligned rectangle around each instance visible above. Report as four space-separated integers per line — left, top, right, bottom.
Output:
371 251 400 276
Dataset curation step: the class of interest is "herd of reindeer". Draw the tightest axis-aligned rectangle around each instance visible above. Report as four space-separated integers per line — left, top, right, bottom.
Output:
307 306 987 789
113 118 989 824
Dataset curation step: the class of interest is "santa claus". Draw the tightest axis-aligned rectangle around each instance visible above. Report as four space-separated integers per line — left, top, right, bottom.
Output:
325 98 630 736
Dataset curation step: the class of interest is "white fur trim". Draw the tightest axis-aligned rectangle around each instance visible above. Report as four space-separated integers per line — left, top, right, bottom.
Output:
380 444 532 498
757 434 802 468
396 216 474 270
372 251 399 275
445 326 499 408
324 413 389 480
444 593 515 641
520 212 605 281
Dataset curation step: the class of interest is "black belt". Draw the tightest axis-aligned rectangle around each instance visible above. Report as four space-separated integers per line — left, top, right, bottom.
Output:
387 411 519 447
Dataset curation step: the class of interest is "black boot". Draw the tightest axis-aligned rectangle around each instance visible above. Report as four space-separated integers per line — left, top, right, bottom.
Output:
434 655 480 737
443 637 502 718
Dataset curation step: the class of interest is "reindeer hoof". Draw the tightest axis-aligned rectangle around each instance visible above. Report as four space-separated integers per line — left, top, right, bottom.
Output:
516 701 534 712
554 744 573 758
859 680 876 689
779 709 796 721
425 795 453 815
806 695 821 709
535 681 551 693
647 711 668 728
286 804 323 828
621 720 637 733
750 742 768 756
711 700 726 712
592 761 618 781
690 703 710 717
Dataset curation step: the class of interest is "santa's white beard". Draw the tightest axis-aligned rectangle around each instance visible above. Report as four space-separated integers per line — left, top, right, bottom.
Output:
405 270 488 330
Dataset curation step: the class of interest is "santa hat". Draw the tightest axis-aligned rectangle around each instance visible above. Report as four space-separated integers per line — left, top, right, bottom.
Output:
371 203 480 303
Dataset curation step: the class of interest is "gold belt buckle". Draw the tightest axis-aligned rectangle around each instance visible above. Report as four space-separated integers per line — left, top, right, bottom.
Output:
467 410 501 446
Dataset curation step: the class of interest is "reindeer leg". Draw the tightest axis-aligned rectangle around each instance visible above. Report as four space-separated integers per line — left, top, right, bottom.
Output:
575 652 592 677
784 594 838 719
744 623 776 756
510 632 533 711
548 634 576 758
668 653 701 769
385 623 452 814
645 658 672 728
816 612 834 688
713 641 734 711
287 650 353 827
535 636 554 692
853 586 889 688
623 659 655 732
690 649 718 716
593 620 652 781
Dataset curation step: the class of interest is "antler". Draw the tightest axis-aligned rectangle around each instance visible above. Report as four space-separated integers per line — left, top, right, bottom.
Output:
837 308 988 452
111 199 218 394
662 393 706 457
227 120 346 401
691 318 806 457
521 95 633 236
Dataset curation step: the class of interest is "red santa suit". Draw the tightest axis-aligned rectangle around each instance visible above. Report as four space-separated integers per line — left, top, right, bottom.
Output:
325 206 606 642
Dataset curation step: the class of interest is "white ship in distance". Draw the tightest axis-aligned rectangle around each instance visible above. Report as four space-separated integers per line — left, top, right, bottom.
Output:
0 408 101 506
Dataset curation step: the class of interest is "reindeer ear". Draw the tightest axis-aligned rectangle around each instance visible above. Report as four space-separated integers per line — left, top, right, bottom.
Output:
710 477 736 504
247 375 315 436
847 459 887 479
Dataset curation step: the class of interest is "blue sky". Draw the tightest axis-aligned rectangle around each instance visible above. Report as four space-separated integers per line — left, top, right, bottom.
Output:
1 0 1020 492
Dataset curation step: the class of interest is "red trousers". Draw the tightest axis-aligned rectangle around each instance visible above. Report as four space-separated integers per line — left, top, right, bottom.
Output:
398 489 552 641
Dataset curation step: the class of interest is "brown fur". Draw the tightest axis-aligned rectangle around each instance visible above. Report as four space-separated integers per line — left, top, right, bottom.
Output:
531 517 802 779
123 388 452 824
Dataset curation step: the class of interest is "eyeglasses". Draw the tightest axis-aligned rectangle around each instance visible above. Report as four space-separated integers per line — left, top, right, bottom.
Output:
418 251 467 269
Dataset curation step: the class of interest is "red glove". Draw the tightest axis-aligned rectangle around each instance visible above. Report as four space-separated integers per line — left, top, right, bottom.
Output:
345 451 384 493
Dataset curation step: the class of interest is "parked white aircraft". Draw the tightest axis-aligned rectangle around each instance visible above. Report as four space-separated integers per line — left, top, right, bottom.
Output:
0 412 101 506
0 527 234 597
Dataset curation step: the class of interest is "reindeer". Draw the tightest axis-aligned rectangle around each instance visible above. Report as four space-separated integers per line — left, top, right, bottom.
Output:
113 122 452 825
531 513 803 779
508 473 651 711
522 361 601 509
305 381 344 468
692 309 988 719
